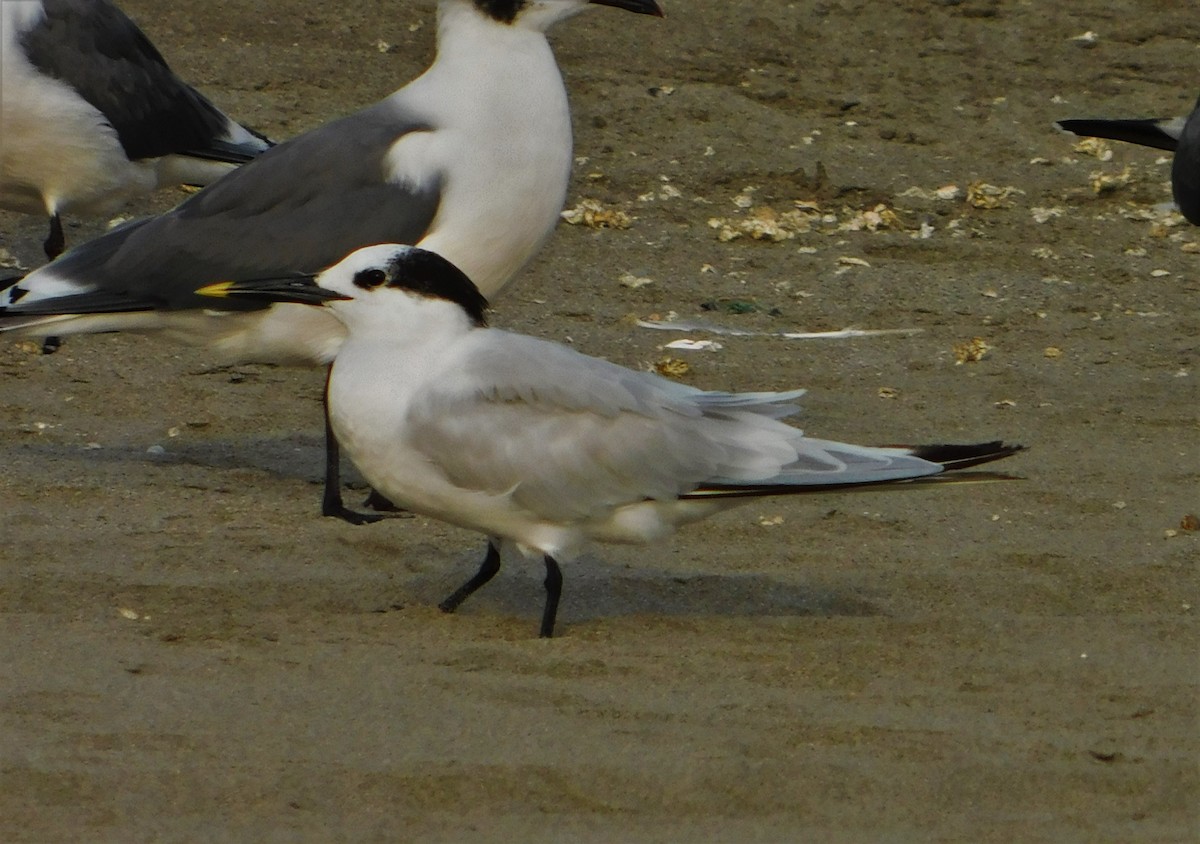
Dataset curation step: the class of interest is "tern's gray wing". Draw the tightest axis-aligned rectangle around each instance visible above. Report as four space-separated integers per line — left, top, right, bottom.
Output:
404 332 820 521
15 103 442 314
18 0 264 162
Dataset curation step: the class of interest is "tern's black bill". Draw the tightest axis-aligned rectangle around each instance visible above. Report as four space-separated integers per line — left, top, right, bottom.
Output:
195 277 349 306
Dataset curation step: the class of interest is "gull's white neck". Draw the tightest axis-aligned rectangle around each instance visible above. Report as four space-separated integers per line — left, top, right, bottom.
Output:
391 1 575 296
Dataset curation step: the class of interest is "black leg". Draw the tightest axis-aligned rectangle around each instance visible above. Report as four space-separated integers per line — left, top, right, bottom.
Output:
40 215 65 354
321 366 382 525
439 541 501 614
539 556 563 639
43 213 64 260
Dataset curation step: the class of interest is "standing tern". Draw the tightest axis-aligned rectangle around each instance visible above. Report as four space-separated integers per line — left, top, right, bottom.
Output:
1 0 272 259
0 0 665 522
1056 96 1200 224
199 244 1026 638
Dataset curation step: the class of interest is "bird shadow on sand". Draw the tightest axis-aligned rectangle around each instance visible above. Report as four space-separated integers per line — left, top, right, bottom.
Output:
402 556 882 623
11 434 350 485
9 439 881 621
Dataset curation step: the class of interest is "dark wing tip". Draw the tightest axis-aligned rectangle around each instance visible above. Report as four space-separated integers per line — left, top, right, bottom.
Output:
182 136 274 167
907 441 1026 471
1053 118 1179 152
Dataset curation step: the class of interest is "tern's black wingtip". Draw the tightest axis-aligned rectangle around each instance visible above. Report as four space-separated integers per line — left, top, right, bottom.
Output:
908 441 1026 472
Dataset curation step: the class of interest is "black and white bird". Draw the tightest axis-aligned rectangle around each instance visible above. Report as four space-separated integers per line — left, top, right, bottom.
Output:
1056 96 1200 224
199 244 1025 638
0 0 272 259
0 0 665 521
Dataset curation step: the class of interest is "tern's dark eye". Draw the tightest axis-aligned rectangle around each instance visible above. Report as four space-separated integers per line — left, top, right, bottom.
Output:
353 268 387 290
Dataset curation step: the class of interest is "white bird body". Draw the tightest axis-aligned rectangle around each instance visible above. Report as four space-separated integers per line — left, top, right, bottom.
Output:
325 292 965 559
201 244 1024 635
326 311 746 560
1 0 271 255
1 39 151 218
0 40 262 217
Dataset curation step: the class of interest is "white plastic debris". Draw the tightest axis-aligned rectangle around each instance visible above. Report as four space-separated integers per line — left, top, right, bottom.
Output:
638 318 922 340
663 339 724 351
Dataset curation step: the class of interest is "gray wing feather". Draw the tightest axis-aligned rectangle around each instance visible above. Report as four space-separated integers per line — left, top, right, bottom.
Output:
405 333 821 521
37 103 442 312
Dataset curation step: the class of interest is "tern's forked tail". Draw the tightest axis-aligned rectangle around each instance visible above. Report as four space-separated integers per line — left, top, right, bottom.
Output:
681 441 1025 500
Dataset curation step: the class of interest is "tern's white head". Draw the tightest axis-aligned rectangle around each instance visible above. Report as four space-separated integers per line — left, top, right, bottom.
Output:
319 244 489 329
198 244 490 335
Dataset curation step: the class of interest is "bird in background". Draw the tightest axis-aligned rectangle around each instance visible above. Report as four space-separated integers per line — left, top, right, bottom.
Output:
1056 95 1200 224
199 244 1026 638
0 0 665 522
1 0 273 260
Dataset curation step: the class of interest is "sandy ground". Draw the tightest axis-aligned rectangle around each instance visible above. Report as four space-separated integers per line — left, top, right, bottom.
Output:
1 0 1197 840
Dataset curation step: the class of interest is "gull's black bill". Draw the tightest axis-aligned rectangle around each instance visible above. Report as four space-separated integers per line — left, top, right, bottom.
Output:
590 0 665 17
195 277 350 306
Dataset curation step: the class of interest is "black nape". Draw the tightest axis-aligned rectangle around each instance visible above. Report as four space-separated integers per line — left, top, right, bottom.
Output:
474 0 525 25
389 250 490 327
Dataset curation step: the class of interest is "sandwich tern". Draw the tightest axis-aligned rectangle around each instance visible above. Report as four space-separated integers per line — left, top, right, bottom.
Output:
200 244 1026 638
